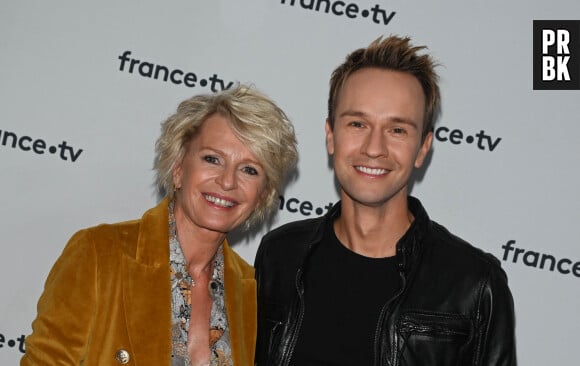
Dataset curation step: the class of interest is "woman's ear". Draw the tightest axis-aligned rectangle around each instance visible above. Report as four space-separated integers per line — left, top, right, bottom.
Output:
172 162 183 190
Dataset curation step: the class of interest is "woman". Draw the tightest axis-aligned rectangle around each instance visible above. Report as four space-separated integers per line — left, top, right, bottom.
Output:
21 84 298 366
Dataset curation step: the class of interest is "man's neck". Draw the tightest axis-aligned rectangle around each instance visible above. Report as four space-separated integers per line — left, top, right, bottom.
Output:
334 195 414 258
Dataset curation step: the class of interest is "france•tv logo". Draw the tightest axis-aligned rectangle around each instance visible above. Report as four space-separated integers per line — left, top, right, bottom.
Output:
533 20 580 90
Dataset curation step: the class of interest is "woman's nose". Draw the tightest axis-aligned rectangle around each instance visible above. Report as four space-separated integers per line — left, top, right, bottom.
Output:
215 166 237 190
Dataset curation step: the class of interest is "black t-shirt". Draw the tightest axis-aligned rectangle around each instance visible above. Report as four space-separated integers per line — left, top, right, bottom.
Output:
289 219 400 366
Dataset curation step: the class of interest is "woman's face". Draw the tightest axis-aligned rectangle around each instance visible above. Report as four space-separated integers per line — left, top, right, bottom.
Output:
172 113 267 236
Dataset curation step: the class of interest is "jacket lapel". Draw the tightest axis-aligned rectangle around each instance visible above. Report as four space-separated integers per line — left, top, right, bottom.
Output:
120 199 256 365
122 199 172 365
223 242 257 366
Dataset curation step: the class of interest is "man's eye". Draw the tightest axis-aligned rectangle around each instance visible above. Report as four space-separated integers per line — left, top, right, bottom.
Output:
392 127 406 134
203 155 219 164
243 166 259 176
349 121 364 128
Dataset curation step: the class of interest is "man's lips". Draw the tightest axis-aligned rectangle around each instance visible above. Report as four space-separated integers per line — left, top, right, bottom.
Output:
355 165 389 176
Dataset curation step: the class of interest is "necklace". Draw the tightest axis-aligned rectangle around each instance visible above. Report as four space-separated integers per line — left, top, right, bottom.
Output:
169 200 196 290
189 260 216 288
169 200 215 289
169 199 231 365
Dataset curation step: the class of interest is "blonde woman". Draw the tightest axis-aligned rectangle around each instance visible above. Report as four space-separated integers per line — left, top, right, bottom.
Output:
22 84 298 366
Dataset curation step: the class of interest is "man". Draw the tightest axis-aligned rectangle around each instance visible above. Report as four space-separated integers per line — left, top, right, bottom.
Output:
254 36 516 365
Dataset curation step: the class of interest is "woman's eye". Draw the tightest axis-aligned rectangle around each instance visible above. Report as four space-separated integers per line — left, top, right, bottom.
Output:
242 166 259 176
203 155 219 164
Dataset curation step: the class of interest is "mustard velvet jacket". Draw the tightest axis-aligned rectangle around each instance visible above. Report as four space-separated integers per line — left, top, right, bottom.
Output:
21 198 257 366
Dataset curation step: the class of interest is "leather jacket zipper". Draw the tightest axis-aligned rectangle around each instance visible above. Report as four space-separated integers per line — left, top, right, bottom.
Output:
280 268 306 366
373 268 406 366
398 318 470 337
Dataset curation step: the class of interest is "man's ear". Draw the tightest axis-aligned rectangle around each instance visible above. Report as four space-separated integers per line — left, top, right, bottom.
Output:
415 131 433 168
325 119 335 155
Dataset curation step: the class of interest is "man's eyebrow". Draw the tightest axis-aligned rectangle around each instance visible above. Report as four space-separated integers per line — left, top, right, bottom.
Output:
337 109 368 119
338 109 419 127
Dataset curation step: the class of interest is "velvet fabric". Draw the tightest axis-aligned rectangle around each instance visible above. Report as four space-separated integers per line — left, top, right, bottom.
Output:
21 198 256 365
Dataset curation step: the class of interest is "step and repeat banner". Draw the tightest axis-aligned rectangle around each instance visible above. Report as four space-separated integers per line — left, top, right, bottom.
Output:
2 1 579 364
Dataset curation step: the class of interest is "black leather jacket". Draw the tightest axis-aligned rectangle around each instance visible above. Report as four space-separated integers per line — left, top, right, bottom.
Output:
255 197 516 366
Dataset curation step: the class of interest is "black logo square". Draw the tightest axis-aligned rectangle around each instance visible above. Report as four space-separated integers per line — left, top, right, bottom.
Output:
533 20 580 90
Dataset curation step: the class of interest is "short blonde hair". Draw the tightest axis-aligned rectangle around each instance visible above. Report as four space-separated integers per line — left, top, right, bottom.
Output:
154 84 298 226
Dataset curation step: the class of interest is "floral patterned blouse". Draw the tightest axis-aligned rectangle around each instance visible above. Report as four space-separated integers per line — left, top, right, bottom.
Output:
169 201 233 366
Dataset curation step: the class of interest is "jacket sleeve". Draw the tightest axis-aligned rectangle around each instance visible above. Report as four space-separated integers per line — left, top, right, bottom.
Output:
21 230 97 366
475 264 517 366
254 236 268 366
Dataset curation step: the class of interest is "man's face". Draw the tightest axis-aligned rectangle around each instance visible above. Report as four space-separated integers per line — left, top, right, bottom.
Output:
326 67 433 209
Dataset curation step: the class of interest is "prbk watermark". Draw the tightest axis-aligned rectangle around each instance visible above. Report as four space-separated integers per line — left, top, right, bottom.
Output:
533 20 580 90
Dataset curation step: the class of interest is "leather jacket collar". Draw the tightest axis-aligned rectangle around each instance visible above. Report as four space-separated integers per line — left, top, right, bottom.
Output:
300 196 430 275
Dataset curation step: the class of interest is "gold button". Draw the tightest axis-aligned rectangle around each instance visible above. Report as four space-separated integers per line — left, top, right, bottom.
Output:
115 349 130 364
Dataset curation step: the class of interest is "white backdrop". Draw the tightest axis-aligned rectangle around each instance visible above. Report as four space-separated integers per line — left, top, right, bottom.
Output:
2 1 579 364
